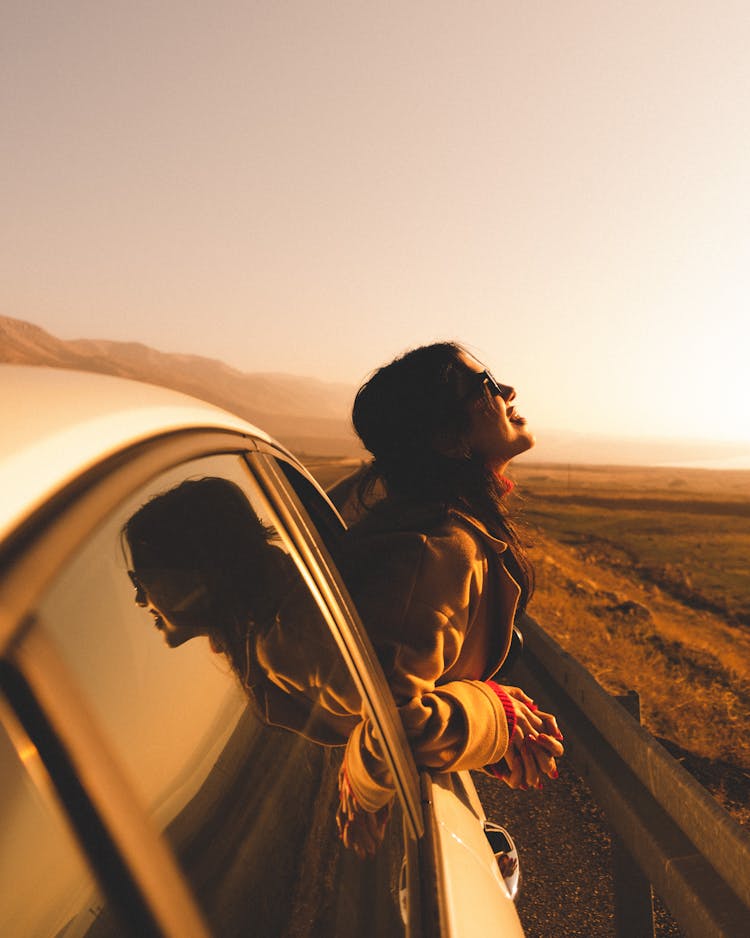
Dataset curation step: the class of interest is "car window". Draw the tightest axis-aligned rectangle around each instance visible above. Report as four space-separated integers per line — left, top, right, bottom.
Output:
0 697 124 937
31 454 405 937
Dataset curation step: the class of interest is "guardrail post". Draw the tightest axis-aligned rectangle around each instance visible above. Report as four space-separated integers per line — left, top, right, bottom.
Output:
613 691 655 938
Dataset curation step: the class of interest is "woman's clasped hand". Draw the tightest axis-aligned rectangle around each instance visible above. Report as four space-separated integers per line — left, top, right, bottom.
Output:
488 685 564 790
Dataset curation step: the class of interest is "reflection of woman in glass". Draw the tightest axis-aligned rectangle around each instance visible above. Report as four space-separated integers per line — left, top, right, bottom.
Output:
124 478 285 655
339 342 564 838
123 478 360 744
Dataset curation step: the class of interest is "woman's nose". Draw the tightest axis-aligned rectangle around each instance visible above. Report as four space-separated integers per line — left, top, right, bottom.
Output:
499 384 515 402
134 585 148 607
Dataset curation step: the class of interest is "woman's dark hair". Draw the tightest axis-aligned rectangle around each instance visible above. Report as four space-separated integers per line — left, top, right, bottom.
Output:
352 341 534 607
123 477 287 683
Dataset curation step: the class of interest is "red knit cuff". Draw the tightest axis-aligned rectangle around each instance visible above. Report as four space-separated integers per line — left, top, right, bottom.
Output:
485 680 517 739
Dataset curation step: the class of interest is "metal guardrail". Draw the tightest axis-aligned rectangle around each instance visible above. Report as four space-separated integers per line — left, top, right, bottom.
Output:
514 612 750 938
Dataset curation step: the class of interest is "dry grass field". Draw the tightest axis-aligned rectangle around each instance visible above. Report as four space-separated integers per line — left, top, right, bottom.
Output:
508 462 750 826
309 457 750 826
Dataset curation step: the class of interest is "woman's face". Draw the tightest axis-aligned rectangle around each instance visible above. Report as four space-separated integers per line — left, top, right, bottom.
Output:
457 353 536 470
130 567 211 648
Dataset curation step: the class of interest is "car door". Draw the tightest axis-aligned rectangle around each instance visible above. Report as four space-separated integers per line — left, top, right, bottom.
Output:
0 431 418 937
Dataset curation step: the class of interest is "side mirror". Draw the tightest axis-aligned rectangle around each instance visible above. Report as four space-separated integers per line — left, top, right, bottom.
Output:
484 821 521 901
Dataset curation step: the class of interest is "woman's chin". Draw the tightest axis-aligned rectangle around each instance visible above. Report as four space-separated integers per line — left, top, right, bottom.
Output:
483 431 535 471
508 431 536 459
163 625 205 649
519 431 536 452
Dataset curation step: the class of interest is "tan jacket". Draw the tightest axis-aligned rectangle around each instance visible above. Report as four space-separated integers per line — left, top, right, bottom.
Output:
342 499 521 809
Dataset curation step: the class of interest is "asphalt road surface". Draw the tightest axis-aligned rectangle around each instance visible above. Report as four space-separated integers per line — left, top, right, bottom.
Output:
472 765 684 938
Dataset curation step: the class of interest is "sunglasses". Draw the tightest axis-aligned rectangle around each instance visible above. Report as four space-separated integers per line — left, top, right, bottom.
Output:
461 370 510 402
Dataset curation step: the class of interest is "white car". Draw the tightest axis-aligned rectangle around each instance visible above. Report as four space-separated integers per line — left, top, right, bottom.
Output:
0 364 523 938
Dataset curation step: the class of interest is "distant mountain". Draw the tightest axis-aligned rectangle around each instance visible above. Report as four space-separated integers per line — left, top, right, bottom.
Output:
0 316 362 456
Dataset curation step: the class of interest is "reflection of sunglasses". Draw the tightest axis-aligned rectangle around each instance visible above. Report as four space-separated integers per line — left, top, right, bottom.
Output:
128 569 209 612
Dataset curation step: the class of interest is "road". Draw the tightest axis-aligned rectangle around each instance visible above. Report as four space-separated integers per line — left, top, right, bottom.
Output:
472 767 684 938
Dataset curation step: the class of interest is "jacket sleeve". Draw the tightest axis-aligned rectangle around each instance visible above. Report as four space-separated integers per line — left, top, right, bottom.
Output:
380 598 511 771
345 526 512 805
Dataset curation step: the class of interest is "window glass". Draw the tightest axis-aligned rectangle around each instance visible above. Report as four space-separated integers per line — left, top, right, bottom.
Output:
0 700 122 937
34 455 405 936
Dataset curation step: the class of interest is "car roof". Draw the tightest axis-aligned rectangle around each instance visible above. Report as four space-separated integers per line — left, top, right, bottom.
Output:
0 365 272 542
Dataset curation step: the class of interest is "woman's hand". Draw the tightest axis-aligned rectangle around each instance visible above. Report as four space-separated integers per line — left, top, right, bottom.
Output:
500 728 564 789
491 685 564 790
501 685 563 741
336 764 392 859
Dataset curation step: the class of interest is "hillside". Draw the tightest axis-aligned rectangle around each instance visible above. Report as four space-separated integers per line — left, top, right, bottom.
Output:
0 316 362 457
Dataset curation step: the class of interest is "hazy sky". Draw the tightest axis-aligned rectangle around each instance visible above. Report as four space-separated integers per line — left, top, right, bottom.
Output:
3 2 749 444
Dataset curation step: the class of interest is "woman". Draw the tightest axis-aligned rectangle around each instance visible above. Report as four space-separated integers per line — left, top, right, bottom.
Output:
338 342 563 847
